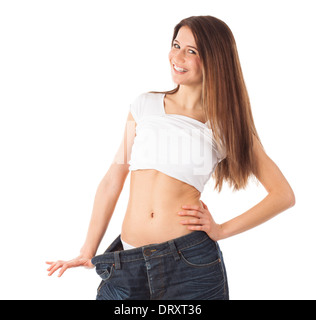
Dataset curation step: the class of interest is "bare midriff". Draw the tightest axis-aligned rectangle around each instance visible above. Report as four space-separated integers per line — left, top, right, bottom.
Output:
121 169 203 247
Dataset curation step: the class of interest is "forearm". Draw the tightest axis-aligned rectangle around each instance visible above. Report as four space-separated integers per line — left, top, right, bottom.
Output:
80 177 122 257
219 190 295 240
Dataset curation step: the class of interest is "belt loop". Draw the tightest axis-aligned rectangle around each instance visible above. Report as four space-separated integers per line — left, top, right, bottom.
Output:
114 251 121 270
168 240 180 261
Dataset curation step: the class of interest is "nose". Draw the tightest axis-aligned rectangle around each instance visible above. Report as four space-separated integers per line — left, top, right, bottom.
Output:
174 49 186 64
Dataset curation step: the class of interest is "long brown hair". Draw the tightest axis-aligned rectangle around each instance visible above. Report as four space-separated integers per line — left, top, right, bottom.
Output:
150 15 264 192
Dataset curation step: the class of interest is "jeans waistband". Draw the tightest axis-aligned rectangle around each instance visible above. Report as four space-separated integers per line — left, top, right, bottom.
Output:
91 231 213 269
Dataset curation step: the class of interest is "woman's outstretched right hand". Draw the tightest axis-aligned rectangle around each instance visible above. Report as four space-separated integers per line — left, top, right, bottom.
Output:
46 255 94 277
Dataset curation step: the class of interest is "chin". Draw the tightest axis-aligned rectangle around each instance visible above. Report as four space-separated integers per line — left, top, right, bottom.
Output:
171 77 197 87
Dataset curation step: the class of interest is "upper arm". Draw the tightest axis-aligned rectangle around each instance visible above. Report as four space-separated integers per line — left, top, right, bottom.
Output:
112 110 136 169
252 135 295 205
105 111 136 190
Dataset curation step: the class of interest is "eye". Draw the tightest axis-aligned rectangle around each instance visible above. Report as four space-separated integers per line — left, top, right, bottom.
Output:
173 43 196 55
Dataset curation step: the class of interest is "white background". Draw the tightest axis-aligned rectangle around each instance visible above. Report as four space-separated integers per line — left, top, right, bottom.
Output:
0 0 315 300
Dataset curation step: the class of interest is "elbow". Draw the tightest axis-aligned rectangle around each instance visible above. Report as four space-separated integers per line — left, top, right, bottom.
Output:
288 190 296 208
285 184 296 208
273 186 296 209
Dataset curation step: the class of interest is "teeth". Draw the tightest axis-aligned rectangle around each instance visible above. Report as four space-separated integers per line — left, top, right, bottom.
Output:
173 64 187 72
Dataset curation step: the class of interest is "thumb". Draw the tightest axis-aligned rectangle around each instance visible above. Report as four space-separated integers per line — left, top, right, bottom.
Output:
200 200 208 210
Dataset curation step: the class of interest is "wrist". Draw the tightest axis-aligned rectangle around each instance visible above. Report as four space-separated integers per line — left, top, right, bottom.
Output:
215 223 229 241
80 245 97 258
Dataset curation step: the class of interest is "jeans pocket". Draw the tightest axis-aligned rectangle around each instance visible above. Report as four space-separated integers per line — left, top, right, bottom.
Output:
179 238 220 268
95 263 114 281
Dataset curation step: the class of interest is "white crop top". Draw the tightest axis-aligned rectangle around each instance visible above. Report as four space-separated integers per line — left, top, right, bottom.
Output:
128 92 227 193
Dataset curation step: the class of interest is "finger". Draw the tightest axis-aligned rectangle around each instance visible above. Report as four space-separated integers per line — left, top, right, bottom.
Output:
58 264 70 277
180 218 204 225
200 200 208 210
47 264 55 271
182 204 203 211
187 225 204 231
46 262 58 271
178 210 203 217
48 262 63 276
46 261 60 271
48 265 59 276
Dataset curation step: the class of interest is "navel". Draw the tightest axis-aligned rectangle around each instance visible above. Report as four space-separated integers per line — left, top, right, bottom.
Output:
150 212 154 218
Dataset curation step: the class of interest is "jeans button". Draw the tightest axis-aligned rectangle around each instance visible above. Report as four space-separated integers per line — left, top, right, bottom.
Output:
144 248 152 256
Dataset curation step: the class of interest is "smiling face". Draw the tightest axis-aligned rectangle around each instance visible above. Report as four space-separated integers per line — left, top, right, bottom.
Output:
168 26 203 87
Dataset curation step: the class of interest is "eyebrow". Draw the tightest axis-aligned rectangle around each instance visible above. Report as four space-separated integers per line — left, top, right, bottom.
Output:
174 39 198 51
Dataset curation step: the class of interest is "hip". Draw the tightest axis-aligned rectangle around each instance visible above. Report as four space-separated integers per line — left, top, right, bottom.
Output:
91 231 229 300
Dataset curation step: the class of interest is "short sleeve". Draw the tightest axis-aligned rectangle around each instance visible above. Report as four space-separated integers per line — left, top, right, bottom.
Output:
129 93 145 123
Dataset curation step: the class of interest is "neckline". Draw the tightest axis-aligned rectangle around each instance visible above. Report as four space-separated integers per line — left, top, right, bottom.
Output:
161 93 208 126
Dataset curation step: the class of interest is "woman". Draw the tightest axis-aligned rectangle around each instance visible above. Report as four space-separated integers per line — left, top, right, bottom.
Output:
46 15 295 300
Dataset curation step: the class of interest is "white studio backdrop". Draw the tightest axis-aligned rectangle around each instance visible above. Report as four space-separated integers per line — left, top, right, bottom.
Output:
0 0 315 300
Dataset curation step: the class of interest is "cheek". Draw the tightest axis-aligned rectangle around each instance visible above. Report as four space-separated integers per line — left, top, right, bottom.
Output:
193 60 203 75
168 50 175 63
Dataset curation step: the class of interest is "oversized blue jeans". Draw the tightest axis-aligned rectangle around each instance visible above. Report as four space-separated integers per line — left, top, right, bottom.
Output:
91 231 229 300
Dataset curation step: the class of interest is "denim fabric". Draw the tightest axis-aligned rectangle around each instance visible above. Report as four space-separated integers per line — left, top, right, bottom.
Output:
91 231 229 300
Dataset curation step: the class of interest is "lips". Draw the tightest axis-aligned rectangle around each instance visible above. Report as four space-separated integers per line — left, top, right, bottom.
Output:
173 63 188 73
